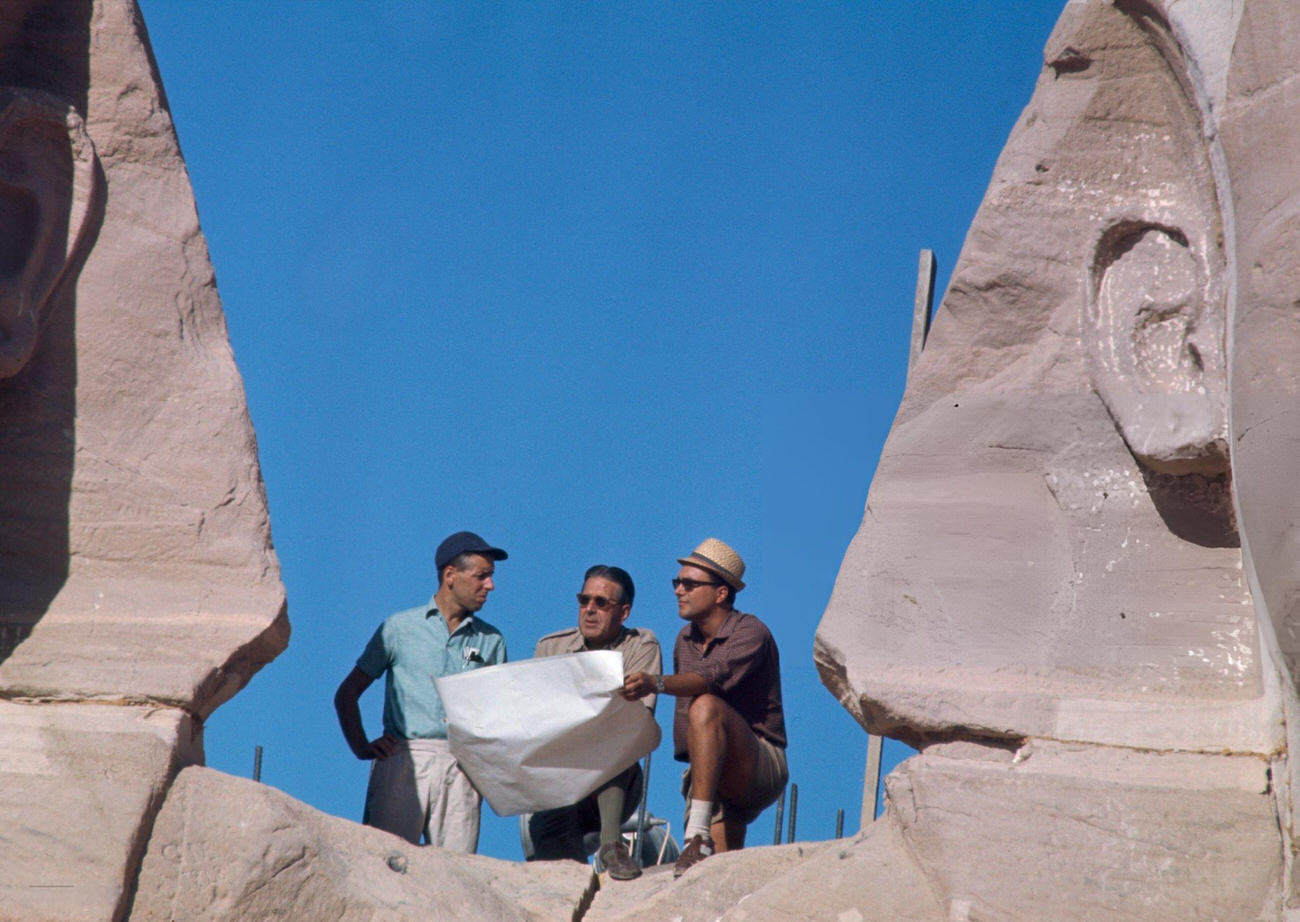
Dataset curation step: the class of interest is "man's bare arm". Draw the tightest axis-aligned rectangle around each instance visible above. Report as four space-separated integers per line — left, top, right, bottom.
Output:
622 670 708 701
334 667 398 760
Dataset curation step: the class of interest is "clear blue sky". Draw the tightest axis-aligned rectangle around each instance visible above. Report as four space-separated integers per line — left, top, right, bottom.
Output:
139 1 1065 860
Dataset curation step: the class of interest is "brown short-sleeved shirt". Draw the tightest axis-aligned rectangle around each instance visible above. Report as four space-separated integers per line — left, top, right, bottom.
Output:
672 610 786 761
534 625 663 712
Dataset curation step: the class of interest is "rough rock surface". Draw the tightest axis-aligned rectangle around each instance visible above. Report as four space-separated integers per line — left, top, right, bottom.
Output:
888 741 1281 921
585 841 836 922
0 701 201 922
131 767 597 922
0 3 285 922
814 0 1300 919
0 0 286 714
586 826 943 922
817 0 1263 750
10 1 1300 920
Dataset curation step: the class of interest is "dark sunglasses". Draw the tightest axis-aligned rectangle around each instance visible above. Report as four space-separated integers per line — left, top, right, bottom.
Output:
577 593 623 611
672 577 721 592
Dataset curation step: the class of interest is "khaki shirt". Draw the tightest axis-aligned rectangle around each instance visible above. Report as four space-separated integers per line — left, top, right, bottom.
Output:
534 625 662 713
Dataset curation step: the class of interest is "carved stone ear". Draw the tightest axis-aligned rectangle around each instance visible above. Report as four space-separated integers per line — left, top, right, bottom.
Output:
1087 220 1228 475
0 87 100 378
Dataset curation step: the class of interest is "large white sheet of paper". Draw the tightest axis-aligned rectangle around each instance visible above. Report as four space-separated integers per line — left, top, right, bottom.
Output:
434 650 661 816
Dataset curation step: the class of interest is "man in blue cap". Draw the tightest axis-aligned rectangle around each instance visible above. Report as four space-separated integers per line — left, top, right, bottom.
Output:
334 530 508 852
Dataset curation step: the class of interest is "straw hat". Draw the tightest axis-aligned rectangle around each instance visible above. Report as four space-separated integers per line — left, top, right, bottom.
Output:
677 538 746 591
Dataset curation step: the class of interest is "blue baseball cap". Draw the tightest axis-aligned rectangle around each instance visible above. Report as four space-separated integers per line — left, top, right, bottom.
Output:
435 531 508 571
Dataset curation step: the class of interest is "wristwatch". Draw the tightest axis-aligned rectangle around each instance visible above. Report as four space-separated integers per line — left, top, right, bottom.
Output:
655 674 665 694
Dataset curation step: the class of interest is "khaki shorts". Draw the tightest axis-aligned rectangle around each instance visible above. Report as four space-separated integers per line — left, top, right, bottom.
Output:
681 735 788 827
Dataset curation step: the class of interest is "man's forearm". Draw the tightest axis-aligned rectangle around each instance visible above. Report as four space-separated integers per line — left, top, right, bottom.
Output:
334 692 372 758
335 667 385 759
622 670 708 700
661 672 708 698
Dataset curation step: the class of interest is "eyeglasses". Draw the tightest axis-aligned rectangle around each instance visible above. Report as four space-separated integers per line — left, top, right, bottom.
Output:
577 593 622 611
672 577 721 592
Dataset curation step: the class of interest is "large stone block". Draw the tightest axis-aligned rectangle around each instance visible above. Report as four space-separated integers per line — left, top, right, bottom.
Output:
0 701 200 922
816 0 1300 916
0 0 286 716
130 766 596 922
584 841 838 922
888 741 1282 921
815 0 1273 753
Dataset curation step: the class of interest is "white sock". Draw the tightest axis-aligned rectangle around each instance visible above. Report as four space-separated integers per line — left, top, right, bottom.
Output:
685 799 713 842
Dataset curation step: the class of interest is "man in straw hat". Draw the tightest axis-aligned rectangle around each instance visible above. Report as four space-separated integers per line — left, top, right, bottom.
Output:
622 538 787 878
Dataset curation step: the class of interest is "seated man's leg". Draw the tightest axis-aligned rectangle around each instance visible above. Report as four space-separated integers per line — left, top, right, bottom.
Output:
529 764 643 874
685 693 761 852
528 803 588 862
594 763 644 880
595 762 643 847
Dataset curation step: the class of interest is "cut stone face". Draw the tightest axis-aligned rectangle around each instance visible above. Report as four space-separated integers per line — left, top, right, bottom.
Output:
814 0 1300 918
815 0 1284 753
132 767 597 922
0 3 286 920
887 742 1282 922
0 701 200 922
0 0 286 716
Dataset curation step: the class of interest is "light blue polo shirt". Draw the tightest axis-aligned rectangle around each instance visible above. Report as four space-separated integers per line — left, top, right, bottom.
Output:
356 594 507 739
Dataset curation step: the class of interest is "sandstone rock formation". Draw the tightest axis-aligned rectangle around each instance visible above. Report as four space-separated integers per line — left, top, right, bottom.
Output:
815 0 1300 918
12 0 1300 919
132 767 596 922
0 0 286 716
0 2 285 920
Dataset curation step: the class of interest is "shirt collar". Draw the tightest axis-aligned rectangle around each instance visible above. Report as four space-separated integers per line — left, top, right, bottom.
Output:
427 602 475 636
582 625 631 651
688 610 739 647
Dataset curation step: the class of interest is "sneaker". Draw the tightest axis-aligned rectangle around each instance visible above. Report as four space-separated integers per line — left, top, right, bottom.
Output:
673 834 714 878
598 841 642 881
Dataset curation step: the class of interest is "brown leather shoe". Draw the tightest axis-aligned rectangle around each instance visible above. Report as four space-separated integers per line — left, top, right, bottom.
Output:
599 841 642 880
673 834 715 878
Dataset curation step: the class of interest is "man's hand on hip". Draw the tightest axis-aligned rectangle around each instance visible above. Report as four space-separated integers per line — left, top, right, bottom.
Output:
362 733 400 760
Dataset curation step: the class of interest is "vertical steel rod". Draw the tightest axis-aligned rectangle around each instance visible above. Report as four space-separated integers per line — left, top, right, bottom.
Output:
786 783 798 844
835 808 845 839
631 751 651 867
253 745 263 783
908 248 937 374
860 733 884 829
855 250 933 835
773 787 786 846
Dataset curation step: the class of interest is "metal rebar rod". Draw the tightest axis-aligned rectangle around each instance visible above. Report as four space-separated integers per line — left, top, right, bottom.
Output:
786 783 798 844
909 248 937 374
253 745 263 783
860 733 884 829
835 808 845 839
631 751 652 866
773 787 786 846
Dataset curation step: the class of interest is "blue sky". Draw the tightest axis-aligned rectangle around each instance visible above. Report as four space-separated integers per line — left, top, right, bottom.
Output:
138 1 1065 860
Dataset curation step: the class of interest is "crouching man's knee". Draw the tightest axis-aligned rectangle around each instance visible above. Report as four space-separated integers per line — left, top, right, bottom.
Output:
687 693 726 726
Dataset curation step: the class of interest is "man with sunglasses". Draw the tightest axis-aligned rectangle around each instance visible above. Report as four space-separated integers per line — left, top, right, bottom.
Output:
622 538 787 878
529 564 662 880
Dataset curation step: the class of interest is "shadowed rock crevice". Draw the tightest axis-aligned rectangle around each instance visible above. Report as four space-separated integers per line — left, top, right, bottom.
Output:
0 0 95 669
